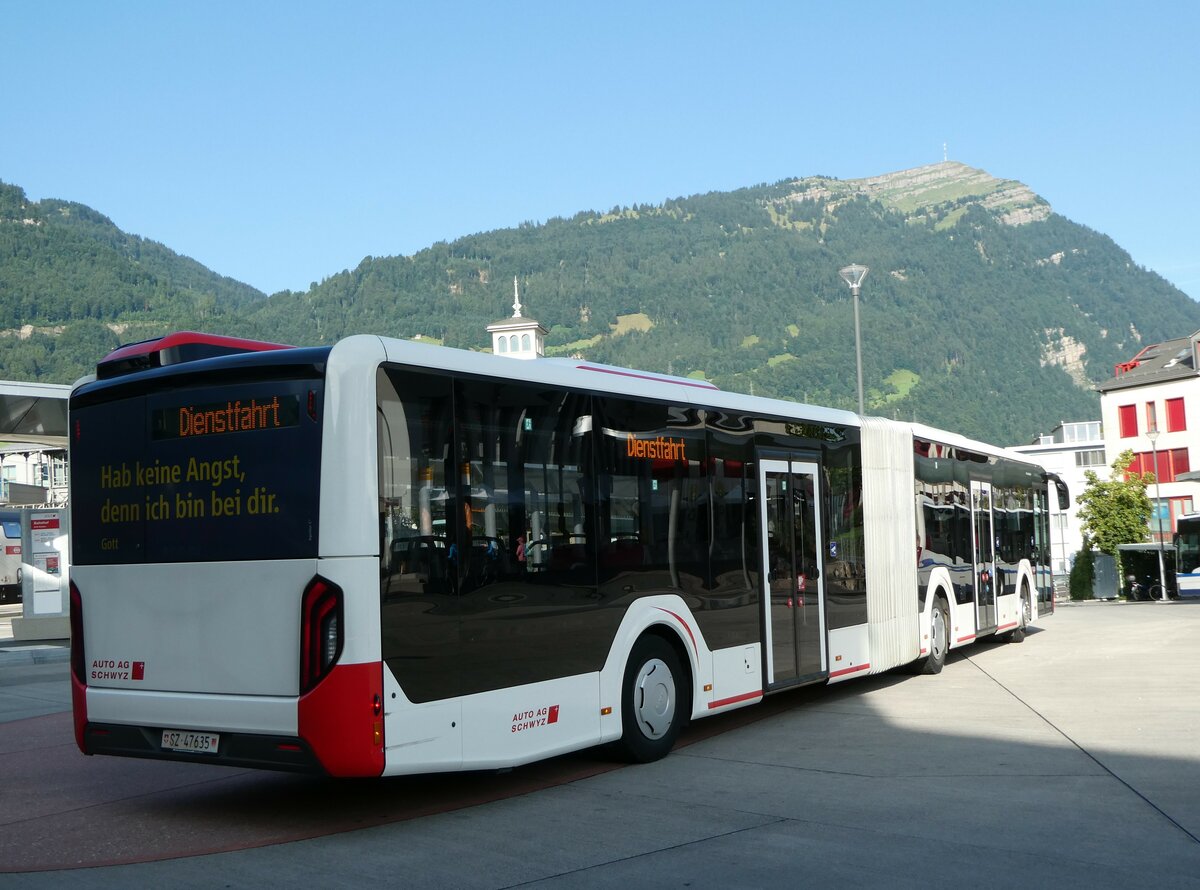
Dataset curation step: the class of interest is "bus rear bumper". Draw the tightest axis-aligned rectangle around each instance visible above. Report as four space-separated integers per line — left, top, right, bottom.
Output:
86 686 298 736
82 722 324 773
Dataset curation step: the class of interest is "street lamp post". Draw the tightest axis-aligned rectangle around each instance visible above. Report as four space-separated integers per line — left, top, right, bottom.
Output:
838 264 869 415
1146 427 1169 602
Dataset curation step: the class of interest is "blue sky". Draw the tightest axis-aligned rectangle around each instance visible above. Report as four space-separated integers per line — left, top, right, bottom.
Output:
4 1 1198 300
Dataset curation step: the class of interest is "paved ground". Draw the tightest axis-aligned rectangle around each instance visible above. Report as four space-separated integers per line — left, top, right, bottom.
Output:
2 601 1199 887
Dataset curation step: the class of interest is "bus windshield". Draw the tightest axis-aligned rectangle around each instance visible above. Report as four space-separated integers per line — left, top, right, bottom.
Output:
70 373 325 565
1177 514 1200 574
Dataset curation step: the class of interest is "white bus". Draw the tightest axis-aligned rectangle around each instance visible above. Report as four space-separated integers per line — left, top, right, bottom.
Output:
68 332 1063 776
0 510 22 603
1175 512 1200 597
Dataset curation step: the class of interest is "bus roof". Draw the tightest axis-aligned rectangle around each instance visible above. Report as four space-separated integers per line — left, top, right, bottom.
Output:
79 330 1040 468
96 332 293 380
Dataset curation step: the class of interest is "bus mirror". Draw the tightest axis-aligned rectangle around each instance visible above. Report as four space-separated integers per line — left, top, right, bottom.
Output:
1045 474 1070 511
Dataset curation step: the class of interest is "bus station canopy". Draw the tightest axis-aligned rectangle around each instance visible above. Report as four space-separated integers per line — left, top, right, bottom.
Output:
0 380 70 448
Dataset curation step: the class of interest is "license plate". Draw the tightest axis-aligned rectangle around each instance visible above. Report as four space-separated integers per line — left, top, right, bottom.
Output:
161 729 220 754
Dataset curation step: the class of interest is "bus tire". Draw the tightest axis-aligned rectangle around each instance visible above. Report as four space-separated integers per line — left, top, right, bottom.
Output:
1009 591 1030 643
616 634 686 763
922 597 949 675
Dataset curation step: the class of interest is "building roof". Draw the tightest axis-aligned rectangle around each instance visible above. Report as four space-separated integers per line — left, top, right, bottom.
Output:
1096 331 1200 394
0 380 70 446
0 442 65 456
486 316 548 333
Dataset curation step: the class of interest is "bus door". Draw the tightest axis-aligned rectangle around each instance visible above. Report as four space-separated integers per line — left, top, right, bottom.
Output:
758 458 827 687
971 480 997 633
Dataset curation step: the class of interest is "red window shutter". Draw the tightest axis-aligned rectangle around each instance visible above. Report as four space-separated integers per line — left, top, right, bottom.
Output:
1127 452 1145 478
1172 448 1190 481
1167 398 1187 432
1140 452 1157 478
1154 452 1170 482
1119 404 1138 438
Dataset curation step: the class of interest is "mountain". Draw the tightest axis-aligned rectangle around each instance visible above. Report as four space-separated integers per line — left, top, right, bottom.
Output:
0 181 266 381
232 162 1200 442
3 163 1199 443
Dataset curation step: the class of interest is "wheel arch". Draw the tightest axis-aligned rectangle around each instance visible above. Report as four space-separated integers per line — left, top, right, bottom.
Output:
921 568 956 641
640 622 695 710
597 595 709 743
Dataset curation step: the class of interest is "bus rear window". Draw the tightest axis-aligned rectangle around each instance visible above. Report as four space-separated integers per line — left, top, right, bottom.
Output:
70 377 323 565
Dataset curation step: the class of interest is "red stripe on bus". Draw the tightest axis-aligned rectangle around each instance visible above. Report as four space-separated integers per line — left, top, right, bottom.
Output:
957 634 976 643
655 607 698 656
708 690 763 709
829 663 870 679
996 622 1018 632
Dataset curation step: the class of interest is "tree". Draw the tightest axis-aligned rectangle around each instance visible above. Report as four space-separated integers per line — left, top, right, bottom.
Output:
1068 535 1095 601
1076 450 1152 556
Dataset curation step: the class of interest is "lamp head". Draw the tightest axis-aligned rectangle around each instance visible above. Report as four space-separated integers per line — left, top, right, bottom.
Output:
839 264 869 289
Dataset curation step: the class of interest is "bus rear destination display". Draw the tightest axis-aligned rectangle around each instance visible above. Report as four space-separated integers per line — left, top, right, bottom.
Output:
152 395 300 440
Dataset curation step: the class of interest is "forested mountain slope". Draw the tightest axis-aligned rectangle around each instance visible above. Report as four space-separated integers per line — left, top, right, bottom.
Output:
3 163 1198 443
239 162 1200 442
0 181 265 381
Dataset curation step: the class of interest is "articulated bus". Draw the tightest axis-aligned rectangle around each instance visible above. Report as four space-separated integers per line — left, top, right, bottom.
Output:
68 332 1065 777
1175 513 1200 597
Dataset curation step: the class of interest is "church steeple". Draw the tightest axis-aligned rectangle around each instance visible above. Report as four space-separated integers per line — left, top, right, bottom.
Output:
486 277 546 360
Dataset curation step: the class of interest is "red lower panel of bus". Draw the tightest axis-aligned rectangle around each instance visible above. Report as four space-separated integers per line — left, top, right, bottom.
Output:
298 660 385 777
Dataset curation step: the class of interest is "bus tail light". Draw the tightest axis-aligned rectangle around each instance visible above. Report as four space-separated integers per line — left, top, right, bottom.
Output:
69 581 85 685
300 576 343 694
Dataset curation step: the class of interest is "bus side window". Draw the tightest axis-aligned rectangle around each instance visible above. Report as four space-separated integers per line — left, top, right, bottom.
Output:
377 367 455 600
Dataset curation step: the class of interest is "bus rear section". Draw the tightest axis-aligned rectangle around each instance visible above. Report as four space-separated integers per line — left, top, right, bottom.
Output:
69 338 385 776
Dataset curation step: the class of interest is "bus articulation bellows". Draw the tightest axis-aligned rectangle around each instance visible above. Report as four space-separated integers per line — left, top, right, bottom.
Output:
68 332 1064 776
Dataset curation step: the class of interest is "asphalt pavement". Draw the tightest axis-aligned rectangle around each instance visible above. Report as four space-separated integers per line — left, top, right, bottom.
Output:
2 600 1199 888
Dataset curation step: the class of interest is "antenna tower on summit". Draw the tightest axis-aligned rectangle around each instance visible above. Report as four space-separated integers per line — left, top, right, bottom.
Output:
943 142 948 162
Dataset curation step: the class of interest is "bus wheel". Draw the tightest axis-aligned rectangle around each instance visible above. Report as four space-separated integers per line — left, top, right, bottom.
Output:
617 635 685 763
922 597 949 675
1009 593 1030 644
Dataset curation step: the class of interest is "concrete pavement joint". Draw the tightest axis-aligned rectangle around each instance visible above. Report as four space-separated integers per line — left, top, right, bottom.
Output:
963 653 1200 846
673 749 878 779
500 816 790 888
676 748 1104 780
505 807 1167 888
